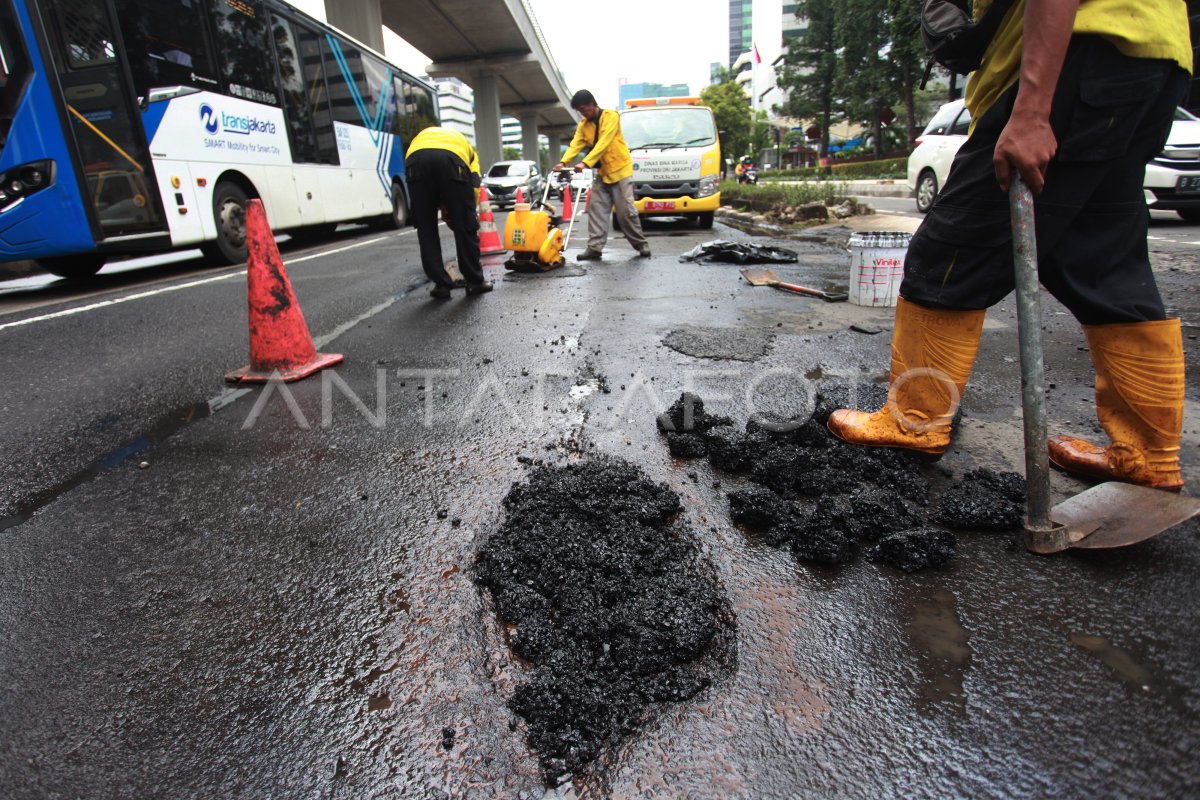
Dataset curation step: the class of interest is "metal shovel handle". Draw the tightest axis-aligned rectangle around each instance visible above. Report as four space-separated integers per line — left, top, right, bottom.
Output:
1010 177 1066 544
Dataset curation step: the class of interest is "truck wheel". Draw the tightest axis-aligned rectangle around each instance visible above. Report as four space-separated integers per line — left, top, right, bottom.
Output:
697 212 714 229
38 253 106 280
202 181 250 265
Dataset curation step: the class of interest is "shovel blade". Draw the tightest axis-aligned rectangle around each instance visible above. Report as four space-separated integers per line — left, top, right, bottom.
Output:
1049 482 1200 549
740 267 779 286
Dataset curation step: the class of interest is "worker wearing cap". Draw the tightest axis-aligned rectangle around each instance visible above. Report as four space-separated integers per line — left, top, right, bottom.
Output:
406 126 492 298
553 89 651 261
828 0 1192 492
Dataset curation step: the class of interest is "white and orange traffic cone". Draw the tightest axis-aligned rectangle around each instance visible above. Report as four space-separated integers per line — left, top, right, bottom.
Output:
478 186 504 254
514 186 525 205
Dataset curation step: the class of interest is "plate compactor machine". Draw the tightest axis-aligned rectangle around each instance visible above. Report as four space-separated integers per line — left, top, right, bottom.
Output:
502 171 586 273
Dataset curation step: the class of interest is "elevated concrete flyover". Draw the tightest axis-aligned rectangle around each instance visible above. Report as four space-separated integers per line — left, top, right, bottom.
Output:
328 0 579 170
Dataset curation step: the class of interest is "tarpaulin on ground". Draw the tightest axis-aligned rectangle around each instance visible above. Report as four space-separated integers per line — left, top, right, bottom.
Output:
679 240 800 265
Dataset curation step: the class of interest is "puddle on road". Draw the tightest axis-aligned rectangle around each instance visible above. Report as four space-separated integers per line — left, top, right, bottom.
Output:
1070 633 1176 697
907 589 972 712
0 400 212 532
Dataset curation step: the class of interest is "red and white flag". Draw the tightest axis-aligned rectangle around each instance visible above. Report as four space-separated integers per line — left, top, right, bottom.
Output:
754 43 762 64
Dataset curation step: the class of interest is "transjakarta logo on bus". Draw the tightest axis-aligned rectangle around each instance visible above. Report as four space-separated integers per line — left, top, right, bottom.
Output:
199 104 277 136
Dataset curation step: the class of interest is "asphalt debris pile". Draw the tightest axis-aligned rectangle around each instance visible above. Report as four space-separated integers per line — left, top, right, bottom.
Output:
474 457 736 785
659 391 1026 573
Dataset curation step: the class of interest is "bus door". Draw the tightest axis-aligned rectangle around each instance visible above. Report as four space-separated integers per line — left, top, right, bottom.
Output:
41 0 164 238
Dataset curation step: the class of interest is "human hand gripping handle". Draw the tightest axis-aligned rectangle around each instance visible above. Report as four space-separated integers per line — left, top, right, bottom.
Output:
994 110 1058 194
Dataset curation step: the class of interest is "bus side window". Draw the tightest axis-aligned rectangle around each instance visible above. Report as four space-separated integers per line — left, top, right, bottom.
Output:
208 0 275 105
270 13 317 163
321 37 365 128
115 0 217 99
294 22 337 164
390 75 406 141
400 78 436 143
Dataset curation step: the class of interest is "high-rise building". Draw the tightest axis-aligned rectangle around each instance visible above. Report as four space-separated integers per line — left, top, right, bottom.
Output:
782 3 807 52
433 78 475 146
617 81 691 108
728 0 752 68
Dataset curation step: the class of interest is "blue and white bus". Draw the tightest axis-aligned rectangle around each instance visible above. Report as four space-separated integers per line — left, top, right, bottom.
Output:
0 0 438 278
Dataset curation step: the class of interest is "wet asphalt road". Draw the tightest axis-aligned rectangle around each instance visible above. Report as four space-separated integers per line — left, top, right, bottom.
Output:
1 210 1198 798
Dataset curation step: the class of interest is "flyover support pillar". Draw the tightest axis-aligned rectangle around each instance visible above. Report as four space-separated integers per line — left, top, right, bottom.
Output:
473 72 503 173
519 112 540 166
546 128 564 166
324 0 384 53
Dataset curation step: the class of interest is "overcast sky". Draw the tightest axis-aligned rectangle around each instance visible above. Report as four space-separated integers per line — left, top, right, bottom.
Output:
288 0 784 109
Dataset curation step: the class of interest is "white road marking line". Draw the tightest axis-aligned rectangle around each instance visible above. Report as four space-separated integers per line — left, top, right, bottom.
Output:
0 232 411 333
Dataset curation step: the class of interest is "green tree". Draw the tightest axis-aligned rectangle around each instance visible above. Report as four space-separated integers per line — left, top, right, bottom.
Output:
837 0 891 158
775 0 839 157
886 0 930 146
699 80 752 164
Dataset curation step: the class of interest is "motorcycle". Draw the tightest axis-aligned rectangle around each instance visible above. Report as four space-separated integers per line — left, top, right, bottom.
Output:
737 167 758 185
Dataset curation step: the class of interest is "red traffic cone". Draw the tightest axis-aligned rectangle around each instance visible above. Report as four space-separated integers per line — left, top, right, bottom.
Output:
583 187 592 215
514 186 525 204
562 183 574 221
225 200 343 384
478 186 504 255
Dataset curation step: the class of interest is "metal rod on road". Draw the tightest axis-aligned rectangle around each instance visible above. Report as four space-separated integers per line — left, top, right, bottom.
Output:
1009 176 1056 534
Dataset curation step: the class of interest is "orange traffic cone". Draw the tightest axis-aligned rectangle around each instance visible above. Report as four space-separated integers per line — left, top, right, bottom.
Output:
225 200 343 384
514 186 525 204
562 184 574 221
582 187 592 215
478 186 504 254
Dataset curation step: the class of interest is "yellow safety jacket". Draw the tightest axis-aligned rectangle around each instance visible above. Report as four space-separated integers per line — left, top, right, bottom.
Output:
561 109 634 184
966 0 1194 123
406 126 481 177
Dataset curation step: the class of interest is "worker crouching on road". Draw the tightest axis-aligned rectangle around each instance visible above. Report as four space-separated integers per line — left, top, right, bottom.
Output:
828 0 1192 492
553 89 651 261
406 126 493 298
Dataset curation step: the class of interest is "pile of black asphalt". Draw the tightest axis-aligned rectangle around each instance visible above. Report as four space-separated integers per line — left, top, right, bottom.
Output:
658 391 1026 572
474 458 737 786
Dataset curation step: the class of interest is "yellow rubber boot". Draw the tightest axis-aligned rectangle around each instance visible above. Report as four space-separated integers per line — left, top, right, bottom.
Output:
1048 319 1185 491
827 298 985 456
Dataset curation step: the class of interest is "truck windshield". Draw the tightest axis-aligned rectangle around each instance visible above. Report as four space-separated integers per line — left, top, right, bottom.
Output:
623 107 715 151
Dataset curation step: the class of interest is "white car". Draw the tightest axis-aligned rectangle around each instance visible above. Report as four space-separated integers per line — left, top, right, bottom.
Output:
1143 107 1200 222
909 100 1200 221
907 99 970 213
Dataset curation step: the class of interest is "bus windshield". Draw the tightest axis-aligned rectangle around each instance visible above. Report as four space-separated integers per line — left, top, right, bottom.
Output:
622 107 715 151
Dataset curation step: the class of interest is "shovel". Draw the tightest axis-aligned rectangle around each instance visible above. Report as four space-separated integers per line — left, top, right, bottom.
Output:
740 267 848 302
1008 176 1200 553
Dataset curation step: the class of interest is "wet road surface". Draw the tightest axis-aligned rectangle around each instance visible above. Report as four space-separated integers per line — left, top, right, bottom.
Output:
1 211 1198 798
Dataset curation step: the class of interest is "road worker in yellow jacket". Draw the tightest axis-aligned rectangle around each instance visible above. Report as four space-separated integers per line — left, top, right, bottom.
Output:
554 89 650 261
406 126 492 298
828 0 1193 492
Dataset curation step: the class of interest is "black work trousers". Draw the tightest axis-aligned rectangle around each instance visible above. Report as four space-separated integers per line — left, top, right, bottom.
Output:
901 36 1189 324
405 148 485 288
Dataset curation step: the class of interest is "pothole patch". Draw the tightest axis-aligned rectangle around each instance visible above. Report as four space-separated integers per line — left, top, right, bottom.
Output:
662 326 775 362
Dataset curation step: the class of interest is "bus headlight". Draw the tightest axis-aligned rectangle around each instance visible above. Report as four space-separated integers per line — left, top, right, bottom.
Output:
0 161 53 211
696 174 718 198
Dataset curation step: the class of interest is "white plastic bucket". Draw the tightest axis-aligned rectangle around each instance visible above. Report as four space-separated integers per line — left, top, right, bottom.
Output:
848 231 910 307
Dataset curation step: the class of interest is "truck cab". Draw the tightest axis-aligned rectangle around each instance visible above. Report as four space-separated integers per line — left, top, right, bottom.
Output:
621 97 720 228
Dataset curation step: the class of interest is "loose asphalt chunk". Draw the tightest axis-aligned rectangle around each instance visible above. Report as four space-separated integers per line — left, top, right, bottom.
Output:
659 391 1029 574
933 468 1027 530
474 457 736 786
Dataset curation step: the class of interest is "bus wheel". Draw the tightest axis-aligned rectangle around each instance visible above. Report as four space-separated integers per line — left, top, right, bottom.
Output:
696 212 714 229
38 253 106 280
202 181 250 265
